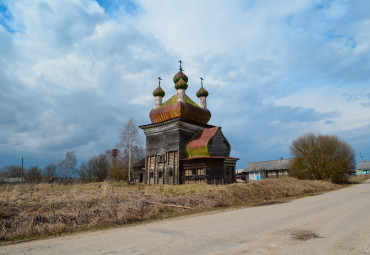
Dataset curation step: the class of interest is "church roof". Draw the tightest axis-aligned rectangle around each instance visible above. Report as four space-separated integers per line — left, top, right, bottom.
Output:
149 64 211 124
185 127 219 158
149 94 211 124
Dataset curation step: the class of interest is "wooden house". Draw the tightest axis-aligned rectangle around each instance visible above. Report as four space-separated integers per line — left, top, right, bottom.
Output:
357 161 370 175
138 63 238 185
240 157 291 182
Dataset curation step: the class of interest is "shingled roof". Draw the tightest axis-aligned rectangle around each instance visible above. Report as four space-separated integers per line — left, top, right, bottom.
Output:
243 158 292 173
133 158 145 168
149 94 211 124
186 127 219 157
358 161 370 170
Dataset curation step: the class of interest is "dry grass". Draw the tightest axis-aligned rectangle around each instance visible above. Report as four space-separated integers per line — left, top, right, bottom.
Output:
348 175 370 184
0 178 340 243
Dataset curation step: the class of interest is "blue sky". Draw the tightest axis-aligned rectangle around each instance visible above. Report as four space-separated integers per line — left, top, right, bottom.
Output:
1 0 370 170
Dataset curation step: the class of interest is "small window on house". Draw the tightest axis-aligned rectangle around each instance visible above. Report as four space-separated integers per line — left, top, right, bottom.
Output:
149 172 154 178
192 169 197 176
158 171 162 178
185 169 192 176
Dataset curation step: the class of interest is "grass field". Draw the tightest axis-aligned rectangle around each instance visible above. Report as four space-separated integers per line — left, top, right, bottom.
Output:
0 176 366 244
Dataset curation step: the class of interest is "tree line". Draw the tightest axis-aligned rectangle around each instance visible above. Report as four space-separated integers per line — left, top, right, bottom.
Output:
0 118 143 184
1 118 358 184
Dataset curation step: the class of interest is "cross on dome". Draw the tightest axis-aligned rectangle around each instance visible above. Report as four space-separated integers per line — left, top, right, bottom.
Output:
178 60 182 70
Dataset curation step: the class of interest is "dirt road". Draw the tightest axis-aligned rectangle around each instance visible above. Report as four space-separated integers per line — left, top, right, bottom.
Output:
1 180 369 255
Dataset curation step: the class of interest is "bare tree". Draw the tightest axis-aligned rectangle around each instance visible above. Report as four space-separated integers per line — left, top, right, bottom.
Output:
1 165 23 178
290 132 356 183
25 166 42 183
58 151 78 180
78 152 111 182
118 117 143 182
43 163 57 182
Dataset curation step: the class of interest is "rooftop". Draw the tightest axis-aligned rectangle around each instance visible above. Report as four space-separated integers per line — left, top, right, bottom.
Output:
243 158 292 173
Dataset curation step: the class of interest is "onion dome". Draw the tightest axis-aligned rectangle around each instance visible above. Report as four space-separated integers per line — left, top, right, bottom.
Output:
173 69 188 83
196 87 208 97
175 78 188 90
153 86 165 97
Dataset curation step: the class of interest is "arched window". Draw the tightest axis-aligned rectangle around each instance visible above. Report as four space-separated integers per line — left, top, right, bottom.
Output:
168 167 173 177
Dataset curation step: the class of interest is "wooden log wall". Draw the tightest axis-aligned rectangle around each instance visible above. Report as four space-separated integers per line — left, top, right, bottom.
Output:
146 151 179 184
208 129 230 157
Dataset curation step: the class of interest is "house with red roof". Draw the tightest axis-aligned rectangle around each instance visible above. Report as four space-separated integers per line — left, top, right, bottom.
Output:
137 62 238 185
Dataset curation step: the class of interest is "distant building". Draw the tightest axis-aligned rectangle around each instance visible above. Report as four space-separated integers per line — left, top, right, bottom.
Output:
357 161 370 175
136 62 238 185
240 157 291 182
0 177 25 184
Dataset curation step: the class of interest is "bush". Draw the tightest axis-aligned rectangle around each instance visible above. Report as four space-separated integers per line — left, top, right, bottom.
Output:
289 132 356 183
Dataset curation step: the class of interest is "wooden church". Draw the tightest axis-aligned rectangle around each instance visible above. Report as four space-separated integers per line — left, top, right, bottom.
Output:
137 62 238 185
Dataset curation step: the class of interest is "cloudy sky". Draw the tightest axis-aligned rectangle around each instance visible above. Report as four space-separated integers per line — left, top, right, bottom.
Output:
1 0 370 170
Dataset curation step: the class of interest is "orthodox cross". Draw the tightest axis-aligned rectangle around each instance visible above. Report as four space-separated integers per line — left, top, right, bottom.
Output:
200 77 204 87
157 76 162 86
178 60 183 71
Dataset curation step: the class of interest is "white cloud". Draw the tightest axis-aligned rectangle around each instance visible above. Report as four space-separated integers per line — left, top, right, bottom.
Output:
275 86 370 135
1 0 370 169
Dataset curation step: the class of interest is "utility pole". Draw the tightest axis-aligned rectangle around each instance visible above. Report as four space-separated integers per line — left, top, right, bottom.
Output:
21 157 24 179
359 152 367 175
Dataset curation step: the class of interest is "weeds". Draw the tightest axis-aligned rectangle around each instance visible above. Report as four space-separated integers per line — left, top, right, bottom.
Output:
0 178 341 243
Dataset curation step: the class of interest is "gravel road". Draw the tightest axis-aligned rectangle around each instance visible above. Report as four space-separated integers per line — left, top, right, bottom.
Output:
1 180 369 255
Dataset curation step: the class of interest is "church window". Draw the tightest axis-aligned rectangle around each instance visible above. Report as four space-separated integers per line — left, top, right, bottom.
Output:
197 168 206 175
157 155 163 162
185 169 192 176
168 167 173 177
